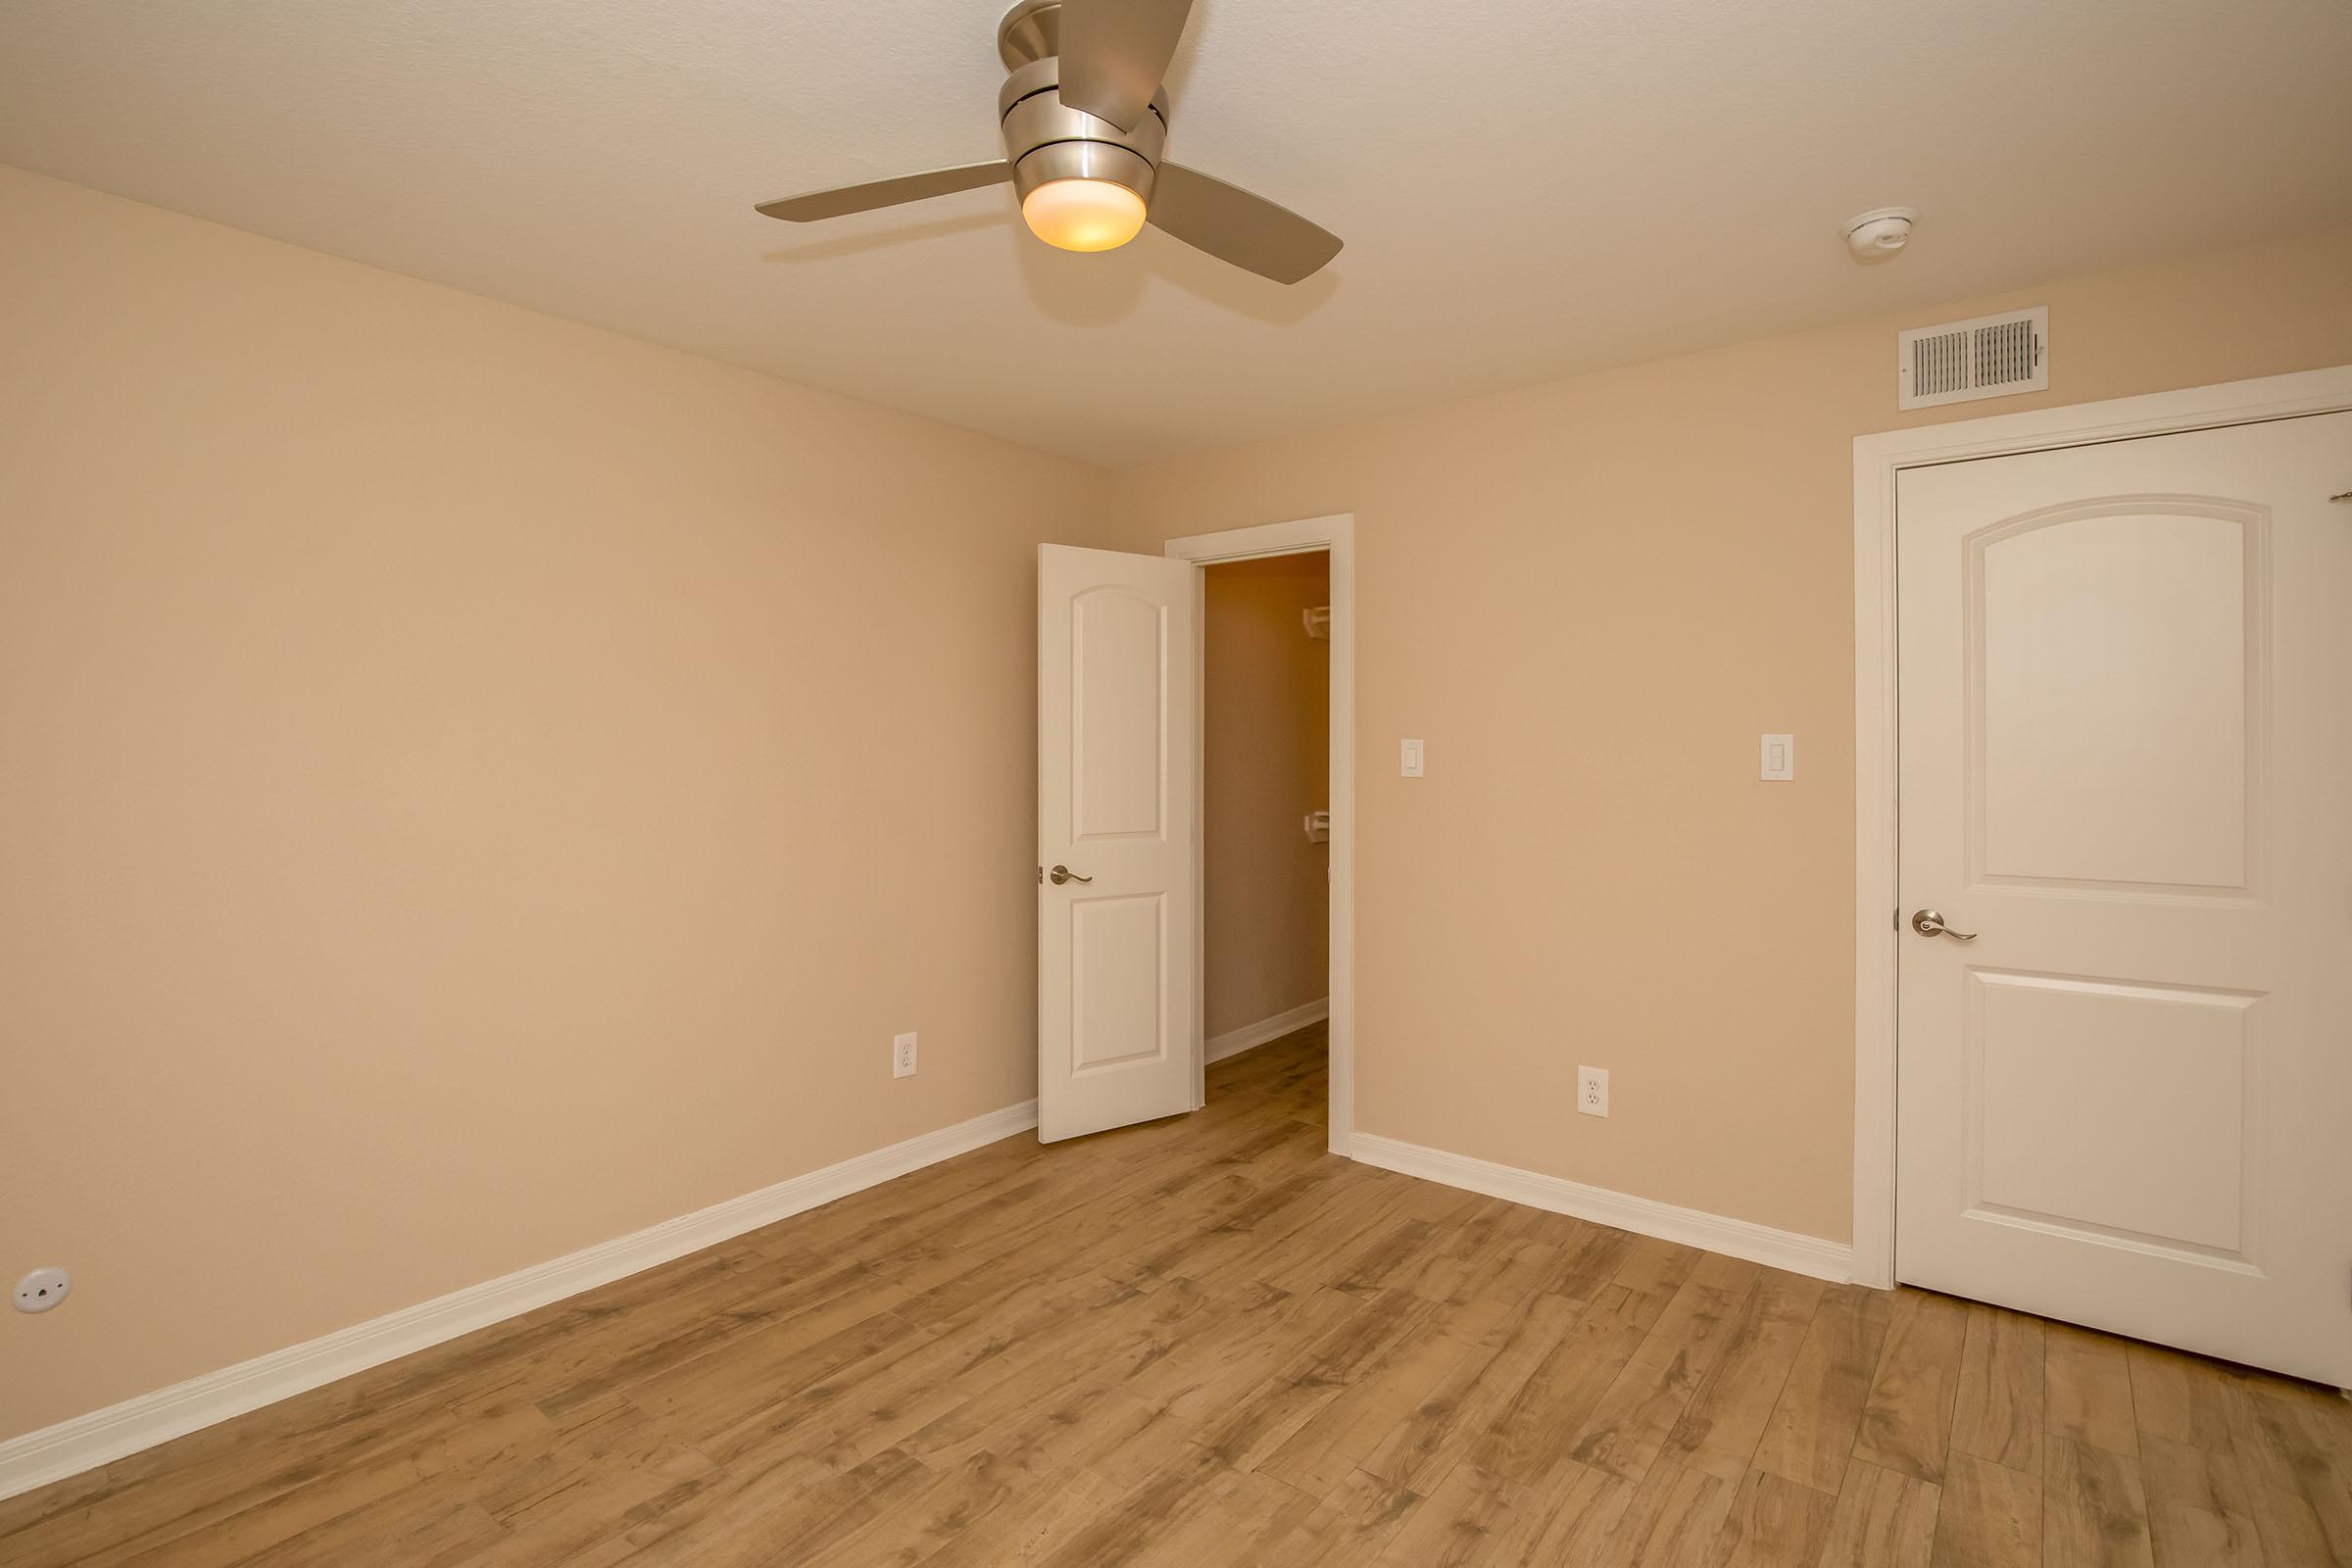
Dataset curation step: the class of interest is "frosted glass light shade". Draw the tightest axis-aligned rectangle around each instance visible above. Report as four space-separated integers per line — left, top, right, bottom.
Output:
1021 178 1148 252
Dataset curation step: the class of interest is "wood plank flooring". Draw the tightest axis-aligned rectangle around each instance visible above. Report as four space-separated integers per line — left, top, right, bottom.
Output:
5 1024 2347 1565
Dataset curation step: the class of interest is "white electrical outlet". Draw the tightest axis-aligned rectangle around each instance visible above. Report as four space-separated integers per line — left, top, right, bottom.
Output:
892 1032 917 1079
1577 1065 1609 1118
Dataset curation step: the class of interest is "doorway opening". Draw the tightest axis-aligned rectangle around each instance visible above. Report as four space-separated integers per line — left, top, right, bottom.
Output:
1198 550 1331 1129
1166 513 1356 1155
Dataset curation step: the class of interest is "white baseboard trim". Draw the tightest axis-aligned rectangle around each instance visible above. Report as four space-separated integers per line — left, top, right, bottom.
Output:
1205 997 1330 1064
1349 1132 1853 1285
0 1097 1039 1503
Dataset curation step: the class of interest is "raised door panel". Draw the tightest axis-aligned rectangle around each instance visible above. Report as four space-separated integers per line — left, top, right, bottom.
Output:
1072 892 1166 1071
1967 970 2260 1263
1073 588 1167 843
1972 503 2263 897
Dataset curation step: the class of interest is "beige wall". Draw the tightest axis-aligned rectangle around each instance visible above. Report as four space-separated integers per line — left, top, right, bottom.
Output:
1203 555 1330 1039
1110 225 2352 1246
0 167 1117 1441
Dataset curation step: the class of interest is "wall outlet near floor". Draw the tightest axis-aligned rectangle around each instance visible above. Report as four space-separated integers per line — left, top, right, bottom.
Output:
1577 1066 1609 1117
892 1032 918 1079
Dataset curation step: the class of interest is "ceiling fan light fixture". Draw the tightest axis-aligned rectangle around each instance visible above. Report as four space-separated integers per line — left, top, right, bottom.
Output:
1012 139 1153 255
1022 177 1149 252
754 1 1344 284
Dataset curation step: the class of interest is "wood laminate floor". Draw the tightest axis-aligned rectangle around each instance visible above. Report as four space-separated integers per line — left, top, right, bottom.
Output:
6 1025 2348 1566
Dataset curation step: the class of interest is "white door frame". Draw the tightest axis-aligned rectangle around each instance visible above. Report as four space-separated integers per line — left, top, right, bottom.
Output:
1165 514 1356 1156
1850 363 2352 1290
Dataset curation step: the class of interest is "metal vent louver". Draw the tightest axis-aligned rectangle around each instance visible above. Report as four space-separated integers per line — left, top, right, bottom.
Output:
1897 307 2049 410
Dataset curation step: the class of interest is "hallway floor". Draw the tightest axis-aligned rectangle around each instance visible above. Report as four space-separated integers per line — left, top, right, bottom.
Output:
5 1023 2345 1565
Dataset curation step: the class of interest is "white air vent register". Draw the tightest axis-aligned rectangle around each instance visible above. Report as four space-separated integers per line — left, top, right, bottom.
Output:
1897 306 2048 410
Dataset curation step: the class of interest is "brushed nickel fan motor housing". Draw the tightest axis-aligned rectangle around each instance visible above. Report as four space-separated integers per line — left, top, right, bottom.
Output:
996 0 1067 70
996 5 1169 207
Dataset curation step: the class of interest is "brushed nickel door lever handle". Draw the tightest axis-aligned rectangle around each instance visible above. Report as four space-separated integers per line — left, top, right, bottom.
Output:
1049 864 1092 885
1911 908 1977 940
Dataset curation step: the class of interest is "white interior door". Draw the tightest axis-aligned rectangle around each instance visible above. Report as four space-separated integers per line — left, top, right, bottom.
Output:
1038 544 1198 1143
1895 412 2351 1385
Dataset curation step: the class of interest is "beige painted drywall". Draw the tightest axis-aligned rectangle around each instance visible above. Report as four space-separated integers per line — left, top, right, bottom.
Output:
1109 224 2352 1247
0 166 1118 1442
1203 555 1330 1040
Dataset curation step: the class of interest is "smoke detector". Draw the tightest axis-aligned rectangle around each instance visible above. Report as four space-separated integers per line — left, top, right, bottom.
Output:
1844 207 1917 263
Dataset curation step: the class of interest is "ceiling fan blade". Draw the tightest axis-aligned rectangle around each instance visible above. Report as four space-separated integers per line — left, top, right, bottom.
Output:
755 162 1012 222
1058 0 1193 131
1146 163 1342 284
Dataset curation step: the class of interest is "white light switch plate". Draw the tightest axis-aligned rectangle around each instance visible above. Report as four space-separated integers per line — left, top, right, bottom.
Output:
1761 733 1794 781
1400 739 1424 778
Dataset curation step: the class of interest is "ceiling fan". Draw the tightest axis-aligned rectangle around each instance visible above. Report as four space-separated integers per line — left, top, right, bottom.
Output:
755 0 1342 284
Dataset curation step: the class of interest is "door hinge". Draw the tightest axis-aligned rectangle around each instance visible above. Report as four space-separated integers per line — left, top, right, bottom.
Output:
1036 865 1045 884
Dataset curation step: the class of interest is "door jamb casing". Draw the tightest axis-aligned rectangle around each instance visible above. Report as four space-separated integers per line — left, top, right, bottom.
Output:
1850 363 2352 1290
1165 514 1356 1156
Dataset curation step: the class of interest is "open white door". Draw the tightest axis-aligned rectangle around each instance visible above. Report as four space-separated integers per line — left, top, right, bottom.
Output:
1895 412 2352 1385
1038 544 1198 1143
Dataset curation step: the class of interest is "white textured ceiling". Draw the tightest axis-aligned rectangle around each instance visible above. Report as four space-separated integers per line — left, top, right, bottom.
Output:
4 0 2349 466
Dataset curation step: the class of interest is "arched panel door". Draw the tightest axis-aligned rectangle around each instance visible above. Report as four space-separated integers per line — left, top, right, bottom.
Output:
1895 412 2351 1385
1038 545 1198 1142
